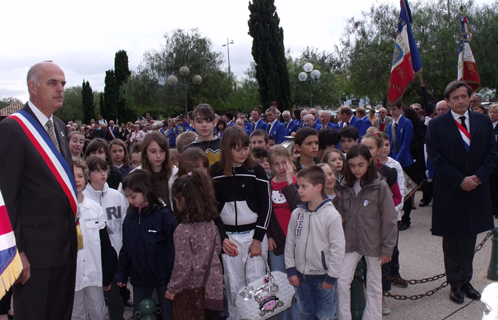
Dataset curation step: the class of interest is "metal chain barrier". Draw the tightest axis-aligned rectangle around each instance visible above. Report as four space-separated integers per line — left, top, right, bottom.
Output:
353 231 493 301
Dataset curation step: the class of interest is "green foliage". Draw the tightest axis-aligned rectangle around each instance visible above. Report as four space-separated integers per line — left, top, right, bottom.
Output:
81 80 95 124
115 50 131 86
125 28 235 117
55 86 83 122
248 0 291 110
0 97 23 109
104 70 118 121
338 0 498 105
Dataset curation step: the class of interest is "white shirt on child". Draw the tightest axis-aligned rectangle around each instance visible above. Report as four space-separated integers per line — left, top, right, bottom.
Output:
75 196 107 291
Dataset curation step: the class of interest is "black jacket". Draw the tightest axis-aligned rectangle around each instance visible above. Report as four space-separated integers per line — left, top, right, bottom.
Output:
114 204 177 287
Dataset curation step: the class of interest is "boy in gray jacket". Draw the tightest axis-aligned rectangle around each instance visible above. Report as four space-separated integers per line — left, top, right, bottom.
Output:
285 166 346 319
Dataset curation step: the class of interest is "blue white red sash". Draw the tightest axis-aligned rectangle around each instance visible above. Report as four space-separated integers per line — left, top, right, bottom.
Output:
108 127 116 139
8 110 78 215
455 119 470 151
0 189 22 298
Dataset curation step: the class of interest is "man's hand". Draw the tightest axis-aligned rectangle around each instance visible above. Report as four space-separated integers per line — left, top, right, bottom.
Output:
103 283 112 291
288 275 300 287
16 252 30 284
116 282 127 288
461 176 479 191
165 290 175 300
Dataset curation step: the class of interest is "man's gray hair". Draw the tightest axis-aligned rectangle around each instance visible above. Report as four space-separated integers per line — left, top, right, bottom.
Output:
303 114 315 121
282 110 291 117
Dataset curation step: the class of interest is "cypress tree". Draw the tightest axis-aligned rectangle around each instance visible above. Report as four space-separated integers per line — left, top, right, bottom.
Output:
248 0 291 110
114 50 132 122
99 93 105 118
81 80 95 124
104 70 119 122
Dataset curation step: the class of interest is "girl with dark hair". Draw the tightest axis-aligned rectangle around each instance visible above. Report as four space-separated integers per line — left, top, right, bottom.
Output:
166 169 224 320
214 119 227 138
84 138 123 190
210 126 270 320
136 132 177 208
116 169 177 320
109 139 131 178
336 144 398 320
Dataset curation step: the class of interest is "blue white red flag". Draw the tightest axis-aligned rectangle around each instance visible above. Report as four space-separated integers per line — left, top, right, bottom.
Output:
0 190 22 299
388 0 422 104
458 16 480 92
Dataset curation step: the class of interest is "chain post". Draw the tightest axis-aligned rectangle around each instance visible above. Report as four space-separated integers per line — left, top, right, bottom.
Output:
488 227 498 280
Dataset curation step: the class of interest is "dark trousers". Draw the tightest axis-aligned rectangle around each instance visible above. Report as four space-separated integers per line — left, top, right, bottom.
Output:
442 236 477 288
382 229 401 291
133 286 172 320
13 257 76 320
0 288 12 315
205 308 222 320
489 175 498 215
402 199 413 226
105 281 124 320
421 180 434 204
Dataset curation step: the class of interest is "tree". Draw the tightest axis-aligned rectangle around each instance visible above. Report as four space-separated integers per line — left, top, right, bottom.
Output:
248 0 291 110
99 93 104 118
337 0 498 105
114 50 135 122
55 86 83 122
104 70 118 121
81 80 95 124
0 97 23 109
127 28 232 116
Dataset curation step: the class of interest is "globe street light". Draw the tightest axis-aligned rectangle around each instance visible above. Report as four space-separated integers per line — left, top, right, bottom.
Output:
298 63 321 108
167 66 202 115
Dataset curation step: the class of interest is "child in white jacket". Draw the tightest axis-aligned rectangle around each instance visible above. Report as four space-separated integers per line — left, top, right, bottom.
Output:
285 166 345 319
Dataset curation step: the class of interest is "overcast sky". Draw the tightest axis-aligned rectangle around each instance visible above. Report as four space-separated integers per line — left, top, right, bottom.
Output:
1 0 494 103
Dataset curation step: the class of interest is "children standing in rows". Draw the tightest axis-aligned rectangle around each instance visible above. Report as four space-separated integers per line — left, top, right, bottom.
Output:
267 145 302 319
129 144 142 169
317 163 338 203
285 166 346 319
116 170 177 320
336 144 398 319
166 169 224 320
109 139 132 178
293 127 320 171
83 156 128 320
69 131 85 158
338 126 359 156
72 158 116 320
84 138 123 190
210 126 271 320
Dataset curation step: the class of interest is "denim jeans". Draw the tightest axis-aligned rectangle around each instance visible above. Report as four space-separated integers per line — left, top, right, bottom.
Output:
295 277 337 320
269 251 303 319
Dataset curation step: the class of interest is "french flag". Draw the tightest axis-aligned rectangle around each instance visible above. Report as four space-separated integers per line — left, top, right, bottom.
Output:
458 16 480 92
388 0 422 105
0 190 22 299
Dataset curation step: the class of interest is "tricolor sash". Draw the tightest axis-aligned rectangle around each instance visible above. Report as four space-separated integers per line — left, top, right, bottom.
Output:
108 127 116 139
8 110 78 215
0 189 22 298
455 119 470 151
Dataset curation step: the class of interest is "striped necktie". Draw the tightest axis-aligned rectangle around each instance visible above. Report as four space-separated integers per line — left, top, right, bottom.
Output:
46 119 61 152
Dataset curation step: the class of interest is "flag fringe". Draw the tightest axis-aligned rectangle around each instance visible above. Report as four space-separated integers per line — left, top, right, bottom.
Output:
0 250 22 299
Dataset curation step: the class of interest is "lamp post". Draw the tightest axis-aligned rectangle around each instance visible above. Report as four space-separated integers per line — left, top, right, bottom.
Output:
298 63 321 108
167 66 202 115
222 38 234 74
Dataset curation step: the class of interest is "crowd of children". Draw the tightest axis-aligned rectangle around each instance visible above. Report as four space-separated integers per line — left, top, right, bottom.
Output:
1 103 411 320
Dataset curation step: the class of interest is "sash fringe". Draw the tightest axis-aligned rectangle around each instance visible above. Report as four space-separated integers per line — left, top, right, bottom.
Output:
0 250 22 299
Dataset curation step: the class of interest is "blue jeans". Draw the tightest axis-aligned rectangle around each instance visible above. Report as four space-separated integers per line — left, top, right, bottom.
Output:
269 251 302 320
133 286 172 320
295 278 337 320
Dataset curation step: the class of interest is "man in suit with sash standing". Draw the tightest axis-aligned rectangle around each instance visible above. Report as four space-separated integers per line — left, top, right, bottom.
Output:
427 81 498 304
0 62 77 319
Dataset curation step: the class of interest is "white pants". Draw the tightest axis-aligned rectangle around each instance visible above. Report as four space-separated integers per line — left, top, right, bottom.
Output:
336 252 382 320
72 286 106 320
222 231 268 320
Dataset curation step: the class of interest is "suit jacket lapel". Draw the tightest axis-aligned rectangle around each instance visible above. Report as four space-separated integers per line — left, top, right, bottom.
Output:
468 111 479 141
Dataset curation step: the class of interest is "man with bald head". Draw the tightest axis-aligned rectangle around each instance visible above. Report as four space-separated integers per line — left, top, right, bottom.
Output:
374 107 393 132
436 100 450 116
0 62 77 319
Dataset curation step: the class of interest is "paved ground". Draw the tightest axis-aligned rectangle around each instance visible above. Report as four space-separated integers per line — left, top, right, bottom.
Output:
383 191 495 320
124 190 496 320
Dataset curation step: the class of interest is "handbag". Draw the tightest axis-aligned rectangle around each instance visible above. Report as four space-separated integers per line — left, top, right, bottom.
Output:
235 255 297 320
172 235 217 320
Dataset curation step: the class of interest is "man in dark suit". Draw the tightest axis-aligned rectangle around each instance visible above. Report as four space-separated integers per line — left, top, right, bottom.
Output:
105 120 120 142
374 107 393 132
250 107 268 132
427 81 498 305
338 106 368 138
0 62 77 319
265 107 286 144
488 104 498 217
282 110 298 135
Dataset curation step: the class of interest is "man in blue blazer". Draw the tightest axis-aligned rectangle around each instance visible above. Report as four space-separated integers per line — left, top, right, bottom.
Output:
282 110 298 136
387 104 414 168
319 110 339 130
356 106 373 130
427 81 498 305
303 114 321 130
266 107 287 144
250 107 267 133
338 106 368 138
